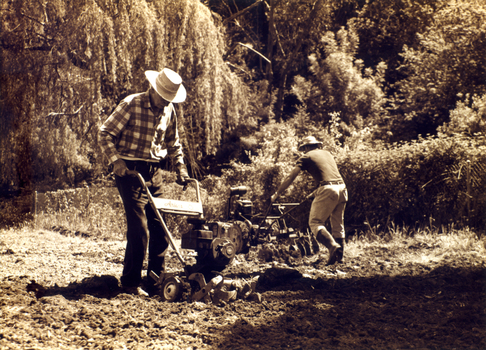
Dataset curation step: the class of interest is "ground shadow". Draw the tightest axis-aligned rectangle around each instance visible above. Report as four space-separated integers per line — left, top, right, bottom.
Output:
214 265 486 350
28 275 122 300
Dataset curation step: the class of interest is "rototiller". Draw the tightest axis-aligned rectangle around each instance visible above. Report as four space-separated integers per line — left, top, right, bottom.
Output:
130 172 316 303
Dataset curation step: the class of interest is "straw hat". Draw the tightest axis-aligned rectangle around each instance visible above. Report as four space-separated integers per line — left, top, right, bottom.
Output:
145 68 186 103
298 136 322 151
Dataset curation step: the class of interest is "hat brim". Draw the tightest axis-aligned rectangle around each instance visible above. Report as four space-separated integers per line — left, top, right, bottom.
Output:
145 70 186 103
298 141 322 151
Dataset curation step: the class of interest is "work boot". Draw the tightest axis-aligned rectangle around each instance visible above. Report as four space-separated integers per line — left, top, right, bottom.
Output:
316 229 341 265
334 238 345 263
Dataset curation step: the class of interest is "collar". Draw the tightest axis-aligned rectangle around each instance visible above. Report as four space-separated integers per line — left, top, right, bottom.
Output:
141 91 153 110
143 90 173 113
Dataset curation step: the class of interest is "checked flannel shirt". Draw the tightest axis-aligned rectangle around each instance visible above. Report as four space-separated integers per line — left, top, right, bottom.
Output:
99 91 184 166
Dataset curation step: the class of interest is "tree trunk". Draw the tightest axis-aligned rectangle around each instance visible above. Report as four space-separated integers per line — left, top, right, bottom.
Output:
265 0 275 82
274 0 324 121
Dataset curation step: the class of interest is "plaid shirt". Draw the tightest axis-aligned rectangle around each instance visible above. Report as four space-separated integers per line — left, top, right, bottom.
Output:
99 91 184 165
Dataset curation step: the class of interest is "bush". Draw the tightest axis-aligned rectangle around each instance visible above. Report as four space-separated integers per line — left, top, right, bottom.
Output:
207 129 485 235
337 134 486 232
0 192 34 228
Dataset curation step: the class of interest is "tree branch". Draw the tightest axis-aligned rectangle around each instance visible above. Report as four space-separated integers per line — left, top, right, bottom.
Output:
20 11 45 26
274 0 324 121
4 24 21 32
47 105 84 118
225 62 251 76
223 0 264 25
237 42 271 63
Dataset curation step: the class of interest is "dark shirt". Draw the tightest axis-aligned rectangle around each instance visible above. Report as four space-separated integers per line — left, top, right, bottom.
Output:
296 149 343 183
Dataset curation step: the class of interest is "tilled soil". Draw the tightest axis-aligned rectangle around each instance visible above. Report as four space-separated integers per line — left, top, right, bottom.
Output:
1 228 485 350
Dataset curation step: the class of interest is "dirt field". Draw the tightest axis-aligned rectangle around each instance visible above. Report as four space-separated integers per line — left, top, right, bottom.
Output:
1 227 485 350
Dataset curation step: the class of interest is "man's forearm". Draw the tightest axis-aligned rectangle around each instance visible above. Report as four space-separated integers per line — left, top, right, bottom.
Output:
275 167 301 198
275 177 292 198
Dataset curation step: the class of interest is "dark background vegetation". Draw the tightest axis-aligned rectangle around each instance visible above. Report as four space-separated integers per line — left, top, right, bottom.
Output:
1 0 485 233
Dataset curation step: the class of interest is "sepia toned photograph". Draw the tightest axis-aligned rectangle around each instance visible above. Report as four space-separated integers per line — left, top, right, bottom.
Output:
1 0 485 349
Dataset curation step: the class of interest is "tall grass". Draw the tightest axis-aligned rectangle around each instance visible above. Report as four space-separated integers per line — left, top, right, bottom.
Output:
33 171 208 240
346 223 486 273
34 185 127 240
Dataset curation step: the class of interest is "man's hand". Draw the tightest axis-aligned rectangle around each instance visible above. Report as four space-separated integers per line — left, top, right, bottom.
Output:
113 159 128 177
176 163 189 186
270 193 278 203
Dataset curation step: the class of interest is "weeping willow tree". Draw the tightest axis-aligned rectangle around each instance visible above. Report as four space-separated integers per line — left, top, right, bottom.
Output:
0 0 249 192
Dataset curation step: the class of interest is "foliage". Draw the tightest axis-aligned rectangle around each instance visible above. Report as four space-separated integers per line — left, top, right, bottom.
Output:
337 134 486 232
205 128 486 233
439 93 486 137
290 25 387 143
0 193 33 229
388 0 486 141
206 0 365 124
351 0 440 88
0 0 250 192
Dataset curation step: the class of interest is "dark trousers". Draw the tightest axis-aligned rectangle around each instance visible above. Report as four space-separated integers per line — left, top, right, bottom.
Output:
115 161 169 288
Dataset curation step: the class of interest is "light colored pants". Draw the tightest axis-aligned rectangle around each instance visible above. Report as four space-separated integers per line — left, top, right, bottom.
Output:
309 184 347 239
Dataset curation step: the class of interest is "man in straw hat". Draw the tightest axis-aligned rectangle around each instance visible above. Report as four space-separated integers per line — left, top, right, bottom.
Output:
99 68 189 295
271 136 347 265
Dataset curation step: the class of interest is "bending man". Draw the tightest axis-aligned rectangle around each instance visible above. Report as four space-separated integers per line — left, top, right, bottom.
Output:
271 136 347 265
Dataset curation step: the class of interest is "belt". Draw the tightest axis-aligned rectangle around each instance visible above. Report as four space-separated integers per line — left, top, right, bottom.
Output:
124 160 163 176
320 180 344 186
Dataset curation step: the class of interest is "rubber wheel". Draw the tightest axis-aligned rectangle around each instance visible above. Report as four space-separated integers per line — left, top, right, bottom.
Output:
161 277 183 302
